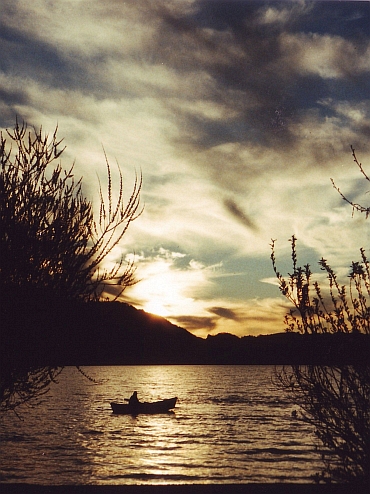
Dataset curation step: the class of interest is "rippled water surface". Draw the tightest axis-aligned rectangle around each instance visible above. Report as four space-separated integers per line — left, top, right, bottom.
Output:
0 366 323 484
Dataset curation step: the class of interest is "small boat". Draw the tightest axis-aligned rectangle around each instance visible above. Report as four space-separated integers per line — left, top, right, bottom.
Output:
110 397 177 415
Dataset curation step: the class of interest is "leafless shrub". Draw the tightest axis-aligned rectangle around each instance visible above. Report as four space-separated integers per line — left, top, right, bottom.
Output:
271 148 370 485
0 119 142 411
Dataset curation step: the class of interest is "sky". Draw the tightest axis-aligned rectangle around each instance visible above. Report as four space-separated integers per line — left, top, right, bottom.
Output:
1 0 369 338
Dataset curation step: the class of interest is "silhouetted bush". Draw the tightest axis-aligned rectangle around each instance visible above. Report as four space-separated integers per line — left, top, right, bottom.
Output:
271 148 370 485
0 119 142 412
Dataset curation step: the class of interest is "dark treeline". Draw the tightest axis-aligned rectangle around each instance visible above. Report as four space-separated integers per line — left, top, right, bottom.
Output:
3 295 369 367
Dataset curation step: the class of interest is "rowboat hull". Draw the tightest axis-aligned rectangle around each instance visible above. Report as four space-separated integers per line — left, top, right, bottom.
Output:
111 397 177 415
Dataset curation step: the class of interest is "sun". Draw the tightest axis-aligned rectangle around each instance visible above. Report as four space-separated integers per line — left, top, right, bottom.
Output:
143 300 170 318
124 251 211 322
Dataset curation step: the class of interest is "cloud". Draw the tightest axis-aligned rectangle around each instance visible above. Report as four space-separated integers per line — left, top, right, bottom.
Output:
223 198 259 232
279 32 370 79
1 0 369 337
208 306 239 321
169 295 292 338
171 315 216 333
258 3 313 26
121 246 219 318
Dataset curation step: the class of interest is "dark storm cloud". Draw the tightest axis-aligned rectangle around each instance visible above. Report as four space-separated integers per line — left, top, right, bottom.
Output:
160 13 282 128
152 0 370 157
155 3 298 148
208 306 239 320
2 1 368 150
224 198 259 232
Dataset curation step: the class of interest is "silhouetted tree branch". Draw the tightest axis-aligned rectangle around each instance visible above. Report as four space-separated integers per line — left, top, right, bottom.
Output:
271 148 370 485
0 119 142 412
331 146 370 218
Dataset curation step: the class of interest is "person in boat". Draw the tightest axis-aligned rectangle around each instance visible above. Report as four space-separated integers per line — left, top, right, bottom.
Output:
128 391 139 406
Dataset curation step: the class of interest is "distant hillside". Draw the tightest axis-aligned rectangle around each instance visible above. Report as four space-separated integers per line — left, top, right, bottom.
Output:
3 298 370 366
204 331 370 365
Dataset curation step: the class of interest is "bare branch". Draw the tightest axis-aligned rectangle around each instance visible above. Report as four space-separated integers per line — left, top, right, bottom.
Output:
331 146 370 218
0 120 142 411
271 144 370 483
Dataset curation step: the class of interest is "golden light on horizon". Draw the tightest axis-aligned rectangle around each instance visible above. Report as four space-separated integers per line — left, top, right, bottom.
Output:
125 252 211 321
143 299 170 318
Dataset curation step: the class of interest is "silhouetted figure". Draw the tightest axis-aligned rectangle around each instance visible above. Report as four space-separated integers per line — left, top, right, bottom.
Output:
129 391 139 406
291 410 298 419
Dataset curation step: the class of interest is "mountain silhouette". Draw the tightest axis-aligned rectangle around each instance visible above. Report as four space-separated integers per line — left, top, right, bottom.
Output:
3 297 369 366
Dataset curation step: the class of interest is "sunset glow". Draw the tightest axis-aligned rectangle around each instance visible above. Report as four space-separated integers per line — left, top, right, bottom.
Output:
1 0 369 337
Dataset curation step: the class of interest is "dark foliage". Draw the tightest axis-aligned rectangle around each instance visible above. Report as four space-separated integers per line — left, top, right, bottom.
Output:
0 120 142 412
271 149 370 485
0 120 142 301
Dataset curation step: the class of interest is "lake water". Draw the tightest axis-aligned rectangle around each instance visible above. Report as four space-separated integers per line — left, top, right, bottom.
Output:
0 366 323 485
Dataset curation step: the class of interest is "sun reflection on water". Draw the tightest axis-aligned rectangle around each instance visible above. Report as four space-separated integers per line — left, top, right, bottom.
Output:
0 366 322 484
